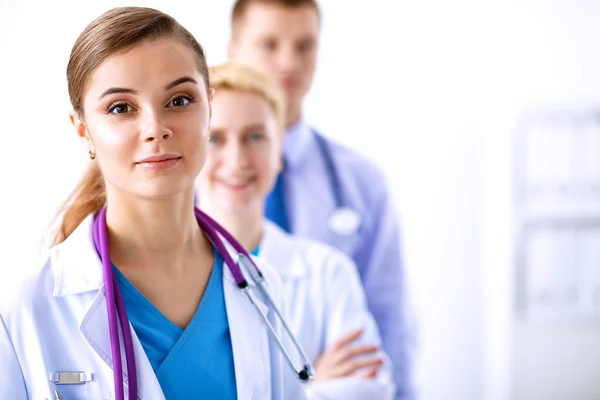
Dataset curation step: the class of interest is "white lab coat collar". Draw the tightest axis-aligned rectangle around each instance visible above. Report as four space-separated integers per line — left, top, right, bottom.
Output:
223 268 270 399
80 285 163 399
52 214 259 295
218 231 260 288
50 214 161 397
51 213 272 399
216 231 272 399
260 220 307 279
52 214 104 297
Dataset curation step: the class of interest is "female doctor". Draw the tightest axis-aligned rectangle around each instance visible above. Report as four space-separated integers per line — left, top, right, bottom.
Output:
196 62 396 400
0 7 307 400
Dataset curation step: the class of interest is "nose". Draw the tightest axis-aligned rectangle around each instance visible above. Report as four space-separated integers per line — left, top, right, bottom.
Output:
223 141 251 170
276 44 303 72
139 111 173 142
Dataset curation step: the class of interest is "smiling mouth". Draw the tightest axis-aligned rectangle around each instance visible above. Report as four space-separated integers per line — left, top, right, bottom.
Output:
218 178 256 190
280 77 298 89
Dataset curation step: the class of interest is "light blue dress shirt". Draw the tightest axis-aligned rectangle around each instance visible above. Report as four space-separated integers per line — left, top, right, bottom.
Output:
265 118 414 400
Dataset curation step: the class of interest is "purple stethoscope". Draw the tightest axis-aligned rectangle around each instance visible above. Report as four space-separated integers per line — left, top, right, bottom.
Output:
91 206 313 400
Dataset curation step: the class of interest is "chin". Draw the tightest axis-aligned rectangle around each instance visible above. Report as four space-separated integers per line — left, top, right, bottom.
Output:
224 198 254 210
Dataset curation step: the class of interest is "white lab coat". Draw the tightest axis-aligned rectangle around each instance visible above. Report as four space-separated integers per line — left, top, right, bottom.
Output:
0 215 306 400
259 221 397 400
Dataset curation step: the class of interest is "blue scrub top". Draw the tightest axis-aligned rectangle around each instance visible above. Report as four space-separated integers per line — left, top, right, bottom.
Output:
114 249 238 399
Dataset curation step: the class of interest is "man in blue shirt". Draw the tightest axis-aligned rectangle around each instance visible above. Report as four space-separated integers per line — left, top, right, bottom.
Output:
226 1 414 398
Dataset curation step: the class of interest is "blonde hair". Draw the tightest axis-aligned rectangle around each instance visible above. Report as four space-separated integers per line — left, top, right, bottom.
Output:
208 62 286 131
51 7 210 246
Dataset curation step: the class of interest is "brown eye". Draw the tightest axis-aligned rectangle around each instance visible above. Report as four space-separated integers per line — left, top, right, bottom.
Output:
107 102 132 115
168 95 194 108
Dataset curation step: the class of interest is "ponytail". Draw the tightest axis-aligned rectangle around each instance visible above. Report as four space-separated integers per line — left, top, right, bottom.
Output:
51 162 106 246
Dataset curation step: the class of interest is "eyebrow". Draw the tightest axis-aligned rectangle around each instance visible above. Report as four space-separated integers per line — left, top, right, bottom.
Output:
245 123 267 131
209 124 267 135
98 76 198 100
165 76 197 90
98 87 136 100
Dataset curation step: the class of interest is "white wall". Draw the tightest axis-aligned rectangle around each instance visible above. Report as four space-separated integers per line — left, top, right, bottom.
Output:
309 2 494 399
480 1 600 399
1 1 599 399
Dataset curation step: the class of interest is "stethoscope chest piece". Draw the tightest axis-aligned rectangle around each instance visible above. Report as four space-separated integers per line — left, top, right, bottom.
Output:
328 207 361 236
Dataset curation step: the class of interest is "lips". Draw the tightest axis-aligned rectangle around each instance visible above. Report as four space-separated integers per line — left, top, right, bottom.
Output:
217 177 256 191
137 154 180 163
135 154 181 170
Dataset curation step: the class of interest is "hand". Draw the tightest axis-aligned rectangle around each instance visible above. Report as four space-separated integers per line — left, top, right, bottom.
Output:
313 328 384 381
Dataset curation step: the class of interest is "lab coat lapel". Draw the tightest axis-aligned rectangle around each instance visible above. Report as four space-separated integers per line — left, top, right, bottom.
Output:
55 215 163 399
79 285 164 399
223 256 271 400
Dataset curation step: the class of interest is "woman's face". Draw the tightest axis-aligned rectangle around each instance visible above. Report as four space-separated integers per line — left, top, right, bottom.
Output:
197 89 282 213
72 37 211 201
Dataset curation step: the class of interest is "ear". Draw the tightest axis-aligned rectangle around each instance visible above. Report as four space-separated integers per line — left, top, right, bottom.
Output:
69 109 94 152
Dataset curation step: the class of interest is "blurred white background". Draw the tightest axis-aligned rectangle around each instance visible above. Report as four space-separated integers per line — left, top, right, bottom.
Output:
1 1 600 399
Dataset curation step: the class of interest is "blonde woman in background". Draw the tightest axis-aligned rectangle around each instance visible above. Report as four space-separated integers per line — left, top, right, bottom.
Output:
196 62 396 399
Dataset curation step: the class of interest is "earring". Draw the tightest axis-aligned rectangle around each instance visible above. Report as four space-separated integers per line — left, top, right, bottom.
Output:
89 149 96 160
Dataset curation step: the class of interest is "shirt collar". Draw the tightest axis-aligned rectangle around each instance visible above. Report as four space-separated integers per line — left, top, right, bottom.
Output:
282 117 315 169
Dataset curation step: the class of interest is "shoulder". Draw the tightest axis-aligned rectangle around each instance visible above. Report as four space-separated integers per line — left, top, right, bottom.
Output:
296 237 361 284
0 248 58 327
313 133 392 213
296 235 352 268
269 222 359 280
1 215 98 328
321 135 388 188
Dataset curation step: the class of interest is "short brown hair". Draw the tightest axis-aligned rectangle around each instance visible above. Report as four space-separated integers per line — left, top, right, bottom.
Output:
231 0 320 34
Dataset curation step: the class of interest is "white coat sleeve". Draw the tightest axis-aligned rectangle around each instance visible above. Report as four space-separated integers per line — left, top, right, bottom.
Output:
306 250 396 400
0 311 27 399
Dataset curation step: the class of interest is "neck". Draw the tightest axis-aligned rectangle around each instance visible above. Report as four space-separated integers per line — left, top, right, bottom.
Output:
201 203 263 252
105 188 211 274
286 104 302 129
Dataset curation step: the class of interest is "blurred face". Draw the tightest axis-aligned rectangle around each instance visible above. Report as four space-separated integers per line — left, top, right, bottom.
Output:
198 89 281 214
72 38 210 200
228 3 319 124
